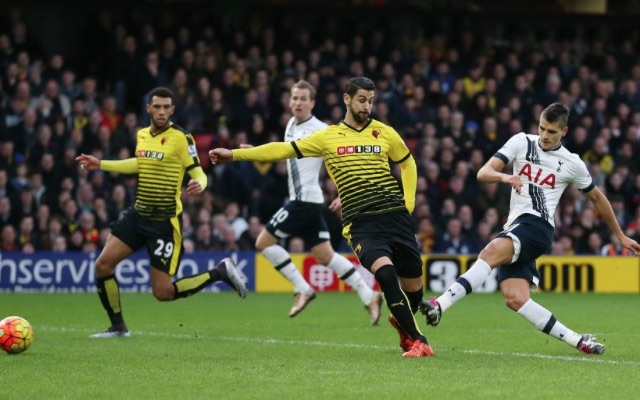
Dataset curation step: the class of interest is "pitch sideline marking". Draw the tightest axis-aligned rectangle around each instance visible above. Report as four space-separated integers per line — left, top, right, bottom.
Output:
39 325 638 366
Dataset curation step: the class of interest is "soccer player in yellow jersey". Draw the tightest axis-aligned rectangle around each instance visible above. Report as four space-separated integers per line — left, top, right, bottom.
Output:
210 77 433 357
76 87 246 338
247 79 382 324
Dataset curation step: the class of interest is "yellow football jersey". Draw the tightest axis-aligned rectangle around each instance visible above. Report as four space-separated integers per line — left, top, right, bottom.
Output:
134 124 200 220
292 119 411 225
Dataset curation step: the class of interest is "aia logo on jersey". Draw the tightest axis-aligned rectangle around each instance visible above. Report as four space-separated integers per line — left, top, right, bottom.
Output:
518 163 555 188
336 145 381 156
372 130 380 139
137 150 165 160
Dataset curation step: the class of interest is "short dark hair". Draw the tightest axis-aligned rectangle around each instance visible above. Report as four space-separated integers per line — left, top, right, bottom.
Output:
344 76 375 97
541 102 569 128
148 87 175 104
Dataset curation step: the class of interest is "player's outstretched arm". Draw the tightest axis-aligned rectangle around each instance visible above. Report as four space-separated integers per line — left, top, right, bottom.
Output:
77 154 139 174
208 148 233 165
210 142 298 165
585 187 640 256
75 153 101 171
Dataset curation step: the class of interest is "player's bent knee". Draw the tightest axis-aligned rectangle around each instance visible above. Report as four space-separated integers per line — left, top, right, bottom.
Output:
94 257 116 278
504 296 527 312
400 277 423 293
152 286 175 302
314 253 333 266
311 242 334 265
255 230 277 251
479 238 513 267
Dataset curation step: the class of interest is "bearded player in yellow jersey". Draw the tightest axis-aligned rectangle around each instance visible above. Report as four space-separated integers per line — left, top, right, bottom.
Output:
210 77 433 357
76 87 246 338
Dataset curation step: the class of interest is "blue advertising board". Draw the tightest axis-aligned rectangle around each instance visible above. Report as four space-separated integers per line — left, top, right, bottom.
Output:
0 251 255 293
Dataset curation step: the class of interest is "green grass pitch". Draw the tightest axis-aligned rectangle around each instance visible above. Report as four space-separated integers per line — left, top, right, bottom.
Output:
1 291 639 400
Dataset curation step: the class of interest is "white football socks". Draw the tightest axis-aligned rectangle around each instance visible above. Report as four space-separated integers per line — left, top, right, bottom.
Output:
326 253 374 305
437 258 492 313
263 245 375 304
262 245 312 294
517 299 582 347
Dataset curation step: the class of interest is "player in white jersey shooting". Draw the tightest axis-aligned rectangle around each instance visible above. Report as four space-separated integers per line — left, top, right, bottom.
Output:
420 102 640 354
252 80 382 324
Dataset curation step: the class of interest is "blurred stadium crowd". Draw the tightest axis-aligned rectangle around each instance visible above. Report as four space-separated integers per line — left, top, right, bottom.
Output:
1 4 640 257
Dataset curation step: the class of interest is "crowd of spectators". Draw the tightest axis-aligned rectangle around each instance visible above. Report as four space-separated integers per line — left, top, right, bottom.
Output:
1 5 640 257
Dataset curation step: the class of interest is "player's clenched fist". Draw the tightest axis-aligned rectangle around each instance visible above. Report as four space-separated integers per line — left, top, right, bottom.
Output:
75 153 100 171
208 148 233 165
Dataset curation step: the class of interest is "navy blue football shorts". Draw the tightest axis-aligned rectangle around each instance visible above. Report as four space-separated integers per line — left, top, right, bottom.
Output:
495 213 554 290
265 201 330 248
